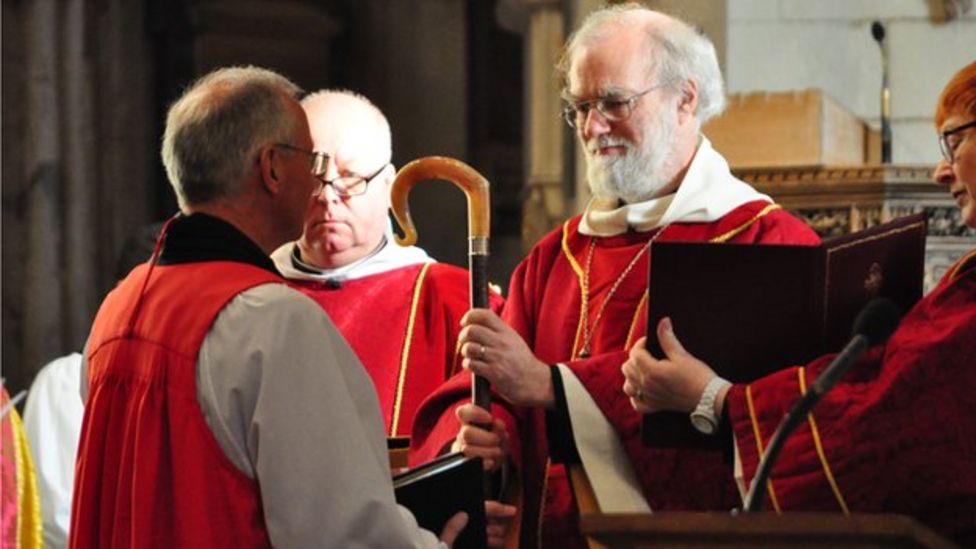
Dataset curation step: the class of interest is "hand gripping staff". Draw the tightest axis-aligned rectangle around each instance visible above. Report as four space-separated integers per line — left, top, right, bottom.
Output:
390 156 493 412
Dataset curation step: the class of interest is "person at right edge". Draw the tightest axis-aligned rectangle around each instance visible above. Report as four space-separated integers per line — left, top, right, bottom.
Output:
408 4 821 548
624 60 976 545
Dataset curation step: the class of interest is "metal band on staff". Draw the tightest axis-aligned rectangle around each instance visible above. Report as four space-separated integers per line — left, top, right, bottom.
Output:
390 156 493 410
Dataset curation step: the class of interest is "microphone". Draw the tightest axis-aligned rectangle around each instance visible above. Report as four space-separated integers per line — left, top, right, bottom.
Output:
741 298 901 513
871 21 892 164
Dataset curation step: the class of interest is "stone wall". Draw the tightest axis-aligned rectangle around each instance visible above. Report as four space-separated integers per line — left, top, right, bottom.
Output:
726 0 975 164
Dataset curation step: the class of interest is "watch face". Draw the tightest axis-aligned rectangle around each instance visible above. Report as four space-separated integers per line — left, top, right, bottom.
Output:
691 413 716 435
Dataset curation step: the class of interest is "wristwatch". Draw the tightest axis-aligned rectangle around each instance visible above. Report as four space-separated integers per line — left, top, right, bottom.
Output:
690 376 731 435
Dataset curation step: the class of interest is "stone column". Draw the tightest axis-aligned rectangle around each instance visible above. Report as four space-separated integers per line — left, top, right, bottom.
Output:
182 1 339 88
358 0 470 268
520 0 567 250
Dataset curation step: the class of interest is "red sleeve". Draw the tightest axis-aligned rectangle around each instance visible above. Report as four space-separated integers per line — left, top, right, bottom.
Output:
408 249 548 468
407 370 524 465
726 268 976 543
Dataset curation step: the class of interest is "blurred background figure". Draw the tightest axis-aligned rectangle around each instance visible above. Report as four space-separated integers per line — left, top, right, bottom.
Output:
1 385 42 548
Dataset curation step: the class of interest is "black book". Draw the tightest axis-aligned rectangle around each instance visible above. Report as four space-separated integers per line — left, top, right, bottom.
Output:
642 213 927 448
393 452 487 549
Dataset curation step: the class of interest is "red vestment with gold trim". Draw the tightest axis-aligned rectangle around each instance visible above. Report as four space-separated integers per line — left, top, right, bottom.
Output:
289 262 503 436
728 249 976 545
411 200 820 547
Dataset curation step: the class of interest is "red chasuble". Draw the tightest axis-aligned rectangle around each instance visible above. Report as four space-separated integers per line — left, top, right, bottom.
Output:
72 262 279 548
288 262 504 437
410 200 821 547
728 249 976 545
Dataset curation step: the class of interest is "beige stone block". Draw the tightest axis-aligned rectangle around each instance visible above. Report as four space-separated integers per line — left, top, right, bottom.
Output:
703 89 868 168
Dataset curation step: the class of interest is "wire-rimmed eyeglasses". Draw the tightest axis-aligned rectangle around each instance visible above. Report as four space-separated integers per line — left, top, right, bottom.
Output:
562 84 665 129
317 163 391 198
274 143 329 178
939 120 976 165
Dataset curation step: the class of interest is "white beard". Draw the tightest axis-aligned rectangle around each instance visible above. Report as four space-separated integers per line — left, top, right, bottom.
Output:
585 105 680 204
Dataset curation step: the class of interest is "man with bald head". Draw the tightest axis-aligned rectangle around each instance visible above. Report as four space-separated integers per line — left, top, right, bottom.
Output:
272 90 503 439
410 4 819 546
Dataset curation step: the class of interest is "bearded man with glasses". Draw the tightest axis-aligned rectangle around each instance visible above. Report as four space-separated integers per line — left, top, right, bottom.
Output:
270 89 506 476
409 4 821 547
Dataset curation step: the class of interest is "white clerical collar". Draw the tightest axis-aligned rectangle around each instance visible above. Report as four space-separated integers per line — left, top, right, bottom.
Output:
270 224 433 282
579 136 770 236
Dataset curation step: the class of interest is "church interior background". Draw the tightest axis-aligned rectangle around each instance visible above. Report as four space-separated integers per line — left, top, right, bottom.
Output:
3 0 974 397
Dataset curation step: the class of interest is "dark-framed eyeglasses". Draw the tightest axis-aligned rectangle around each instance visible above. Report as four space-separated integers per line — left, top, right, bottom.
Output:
938 120 976 165
562 84 665 129
274 143 329 178
317 163 391 198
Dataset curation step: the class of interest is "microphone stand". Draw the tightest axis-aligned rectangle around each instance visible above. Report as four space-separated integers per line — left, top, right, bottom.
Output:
872 21 892 164
741 335 869 513
741 298 900 513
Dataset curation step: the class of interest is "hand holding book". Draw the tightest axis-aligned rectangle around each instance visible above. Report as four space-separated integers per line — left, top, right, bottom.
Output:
639 214 926 447
622 327 719 416
394 453 488 549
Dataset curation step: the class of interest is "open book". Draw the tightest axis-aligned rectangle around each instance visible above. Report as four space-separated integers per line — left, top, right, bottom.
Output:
642 213 927 448
393 452 487 549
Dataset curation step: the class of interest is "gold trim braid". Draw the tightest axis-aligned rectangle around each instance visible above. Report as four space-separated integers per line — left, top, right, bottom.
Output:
625 291 649 349
797 367 850 514
949 248 976 281
710 203 782 243
10 406 43 548
561 221 588 359
390 262 432 436
745 384 782 512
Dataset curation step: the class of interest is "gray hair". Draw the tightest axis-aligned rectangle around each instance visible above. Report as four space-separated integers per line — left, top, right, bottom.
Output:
557 3 726 125
161 66 303 207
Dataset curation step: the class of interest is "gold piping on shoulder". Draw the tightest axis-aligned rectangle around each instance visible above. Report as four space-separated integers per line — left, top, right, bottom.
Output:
949 248 976 281
710 203 782 243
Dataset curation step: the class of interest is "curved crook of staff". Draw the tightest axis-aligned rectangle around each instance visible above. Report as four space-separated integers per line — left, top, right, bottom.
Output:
390 156 492 411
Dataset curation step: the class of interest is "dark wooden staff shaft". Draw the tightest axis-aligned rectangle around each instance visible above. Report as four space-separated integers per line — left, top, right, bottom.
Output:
469 249 491 411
